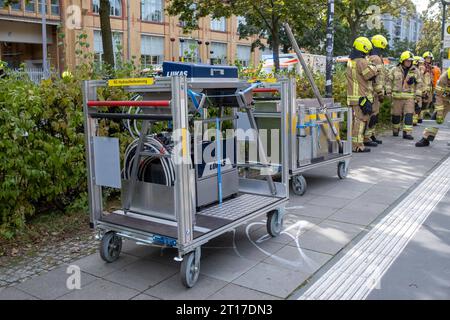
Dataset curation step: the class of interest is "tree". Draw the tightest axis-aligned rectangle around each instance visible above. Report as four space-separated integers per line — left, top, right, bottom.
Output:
335 0 415 48
167 0 326 71
99 0 115 68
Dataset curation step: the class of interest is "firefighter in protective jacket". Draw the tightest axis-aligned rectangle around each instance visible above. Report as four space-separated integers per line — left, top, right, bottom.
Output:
386 51 422 140
364 34 388 147
346 37 379 153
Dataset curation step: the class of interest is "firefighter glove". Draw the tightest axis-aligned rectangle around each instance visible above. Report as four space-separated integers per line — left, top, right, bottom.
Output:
359 97 373 115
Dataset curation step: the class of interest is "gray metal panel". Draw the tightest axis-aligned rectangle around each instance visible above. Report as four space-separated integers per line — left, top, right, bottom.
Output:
121 180 175 221
196 169 239 207
93 137 122 188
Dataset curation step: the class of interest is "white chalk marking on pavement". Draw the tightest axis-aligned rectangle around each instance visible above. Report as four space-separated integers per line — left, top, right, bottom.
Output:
298 156 450 300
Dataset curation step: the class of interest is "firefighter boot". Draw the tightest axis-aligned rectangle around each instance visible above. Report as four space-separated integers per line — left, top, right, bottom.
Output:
415 138 431 147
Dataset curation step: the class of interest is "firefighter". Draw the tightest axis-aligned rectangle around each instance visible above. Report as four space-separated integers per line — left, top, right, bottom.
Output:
412 56 426 126
364 34 388 146
419 52 436 123
346 37 379 153
386 51 422 140
415 69 450 147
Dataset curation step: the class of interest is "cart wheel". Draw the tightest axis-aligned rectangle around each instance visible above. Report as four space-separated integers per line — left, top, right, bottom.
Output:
180 249 201 288
338 161 348 180
267 210 283 237
99 231 122 263
291 175 307 196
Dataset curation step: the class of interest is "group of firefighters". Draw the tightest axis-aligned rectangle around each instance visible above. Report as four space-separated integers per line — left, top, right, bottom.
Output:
347 35 449 152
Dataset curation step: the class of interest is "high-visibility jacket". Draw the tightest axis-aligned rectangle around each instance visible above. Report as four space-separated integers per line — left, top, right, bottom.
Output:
368 54 386 97
419 64 433 98
433 73 449 116
386 65 422 100
433 66 441 87
346 57 378 106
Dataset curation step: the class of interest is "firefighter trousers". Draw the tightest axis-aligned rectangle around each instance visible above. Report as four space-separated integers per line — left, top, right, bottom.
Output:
392 99 414 134
352 105 370 151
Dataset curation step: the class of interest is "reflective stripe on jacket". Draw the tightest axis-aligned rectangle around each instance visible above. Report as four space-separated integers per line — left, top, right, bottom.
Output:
346 57 378 106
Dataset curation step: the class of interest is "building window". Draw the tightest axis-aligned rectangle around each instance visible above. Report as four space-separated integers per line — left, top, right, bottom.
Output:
93 30 123 64
37 0 48 14
93 0 122 17
141 0 163 23
180 39 199 62
237 16 246 28
51 0 59 15
211 17 226 32
141 35 164 67
11 0 21 10
26 0 36 12
236 45 251 67
210 42 227 65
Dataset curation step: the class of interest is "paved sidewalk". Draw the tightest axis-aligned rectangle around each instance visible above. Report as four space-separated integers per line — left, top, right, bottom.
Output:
1 126 449 300
367 188 450 300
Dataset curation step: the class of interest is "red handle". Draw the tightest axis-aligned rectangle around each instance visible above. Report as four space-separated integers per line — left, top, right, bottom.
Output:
87 100 170 107
253 88 279 93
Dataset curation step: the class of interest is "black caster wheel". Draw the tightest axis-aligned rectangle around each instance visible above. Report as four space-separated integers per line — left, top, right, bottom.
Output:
267 210 283 237
337 161 349 179
180 248 201 288
99 231 122 263
291 175 307 196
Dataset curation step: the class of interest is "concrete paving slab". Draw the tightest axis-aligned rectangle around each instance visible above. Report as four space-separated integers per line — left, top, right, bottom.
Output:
0 287 38 300
200 253 259 282
297 220 365 255
285 203 339 220
145 275 227 300
233 262 310 299
207 284 280 300
131 293 160 300
306 195 352 209
57 279 139 300
328 208 384 227
264 245 332 274
16 265 98 300
71 252 138 277
103 259 178 291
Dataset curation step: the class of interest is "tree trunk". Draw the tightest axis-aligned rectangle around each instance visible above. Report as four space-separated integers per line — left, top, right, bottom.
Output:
99 0 115 68
272 27 281 72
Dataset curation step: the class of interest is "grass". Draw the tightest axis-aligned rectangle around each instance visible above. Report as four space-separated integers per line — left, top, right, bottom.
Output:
0 209 91 262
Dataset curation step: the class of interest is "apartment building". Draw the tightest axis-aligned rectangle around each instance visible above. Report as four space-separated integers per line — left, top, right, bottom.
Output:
382 7 423 48
0 0 61 69
1 0 263 72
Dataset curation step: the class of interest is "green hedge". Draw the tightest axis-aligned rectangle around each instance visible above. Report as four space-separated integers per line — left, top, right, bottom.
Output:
0 75 86 238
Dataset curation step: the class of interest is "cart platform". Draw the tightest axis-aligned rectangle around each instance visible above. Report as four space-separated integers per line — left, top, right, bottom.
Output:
99 193 285 241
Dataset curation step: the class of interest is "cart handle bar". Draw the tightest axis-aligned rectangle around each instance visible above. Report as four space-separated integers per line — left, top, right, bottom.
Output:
87 100 170 108
253 88 279 93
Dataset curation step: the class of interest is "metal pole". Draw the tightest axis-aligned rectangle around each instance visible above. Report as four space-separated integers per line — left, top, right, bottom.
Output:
283 22 342 146
41 0 48 78
325 0 335 98
441 2 447 69
127 0 131 61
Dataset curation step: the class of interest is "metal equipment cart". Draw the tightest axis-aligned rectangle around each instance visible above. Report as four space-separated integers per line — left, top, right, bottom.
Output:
251 78 352 196
82 75 289 288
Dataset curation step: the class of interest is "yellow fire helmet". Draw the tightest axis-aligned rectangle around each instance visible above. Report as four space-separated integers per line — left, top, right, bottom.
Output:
413 56 424 65
399 51 414 64
447 67 450 79
353 37 373 54
371 35 388 50
423 51 434 60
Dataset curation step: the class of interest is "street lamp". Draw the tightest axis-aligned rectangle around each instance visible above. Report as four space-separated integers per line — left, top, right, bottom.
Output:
41 0 48 79
441 0 450 69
